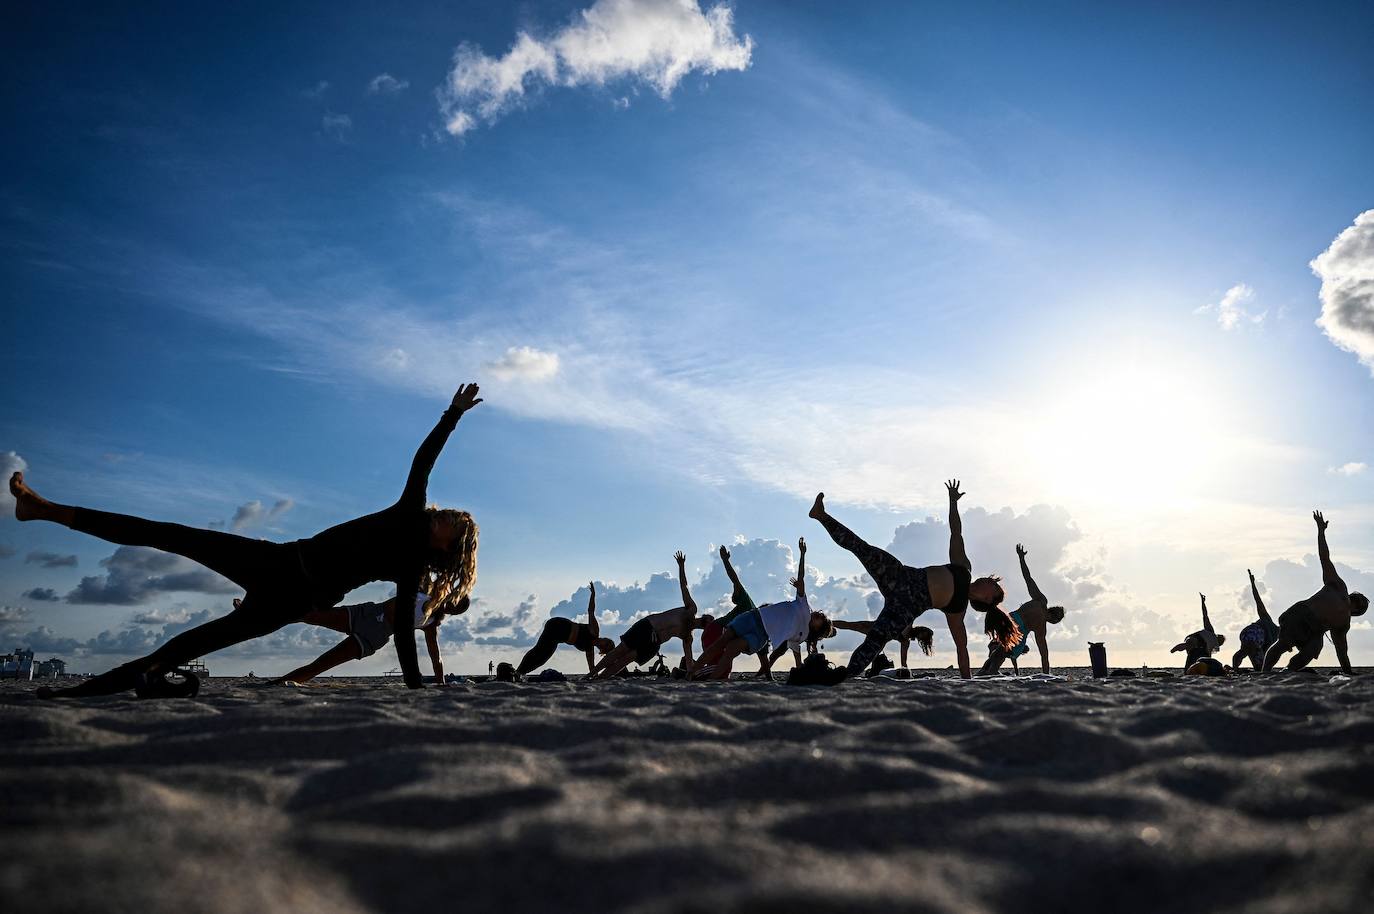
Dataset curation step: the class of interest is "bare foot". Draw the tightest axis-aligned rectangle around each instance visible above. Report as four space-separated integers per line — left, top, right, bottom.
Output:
9 472 50 522
808 492 826 520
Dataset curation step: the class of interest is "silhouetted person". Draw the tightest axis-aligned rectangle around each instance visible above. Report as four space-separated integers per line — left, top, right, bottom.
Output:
591 552 710 679
980 543 1065 675
832 620 934 676
517 582 615 677
12 384 483 698
1172 593 1224 670
1262 511 1368 675
1232 569 1279 670
809 480 1020 682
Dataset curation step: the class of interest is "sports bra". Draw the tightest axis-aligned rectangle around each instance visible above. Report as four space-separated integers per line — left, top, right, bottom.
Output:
941 563 971 614
572 622 596 652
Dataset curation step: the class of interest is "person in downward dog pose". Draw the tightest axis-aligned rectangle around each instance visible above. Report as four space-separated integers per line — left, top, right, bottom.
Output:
269 591 469 685
1171 594 1224 670
979 544 1065 675
517 582 614 677
591 552 712 679
689 538 833 680
831 620 934 677
1232 569 1279 671
808 481 1019 682
10 384 483 697
1262 511 1368 675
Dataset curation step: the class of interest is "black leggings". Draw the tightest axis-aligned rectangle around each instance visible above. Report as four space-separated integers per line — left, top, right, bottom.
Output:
815 512 931 675
56 507 311 696
517 618 576 675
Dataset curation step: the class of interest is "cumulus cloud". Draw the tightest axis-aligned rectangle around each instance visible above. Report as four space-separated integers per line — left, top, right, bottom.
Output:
1328 461 1367 477
0 606 33 627
1312 210 1374 374
438 0 753 136
65 546 237 605
26 550 77 568
1196 283 1264 330
483 345 561 382
229 498 294 532
0 451 26 513
130 608 194 626
367 73 409 95
22 588 60 602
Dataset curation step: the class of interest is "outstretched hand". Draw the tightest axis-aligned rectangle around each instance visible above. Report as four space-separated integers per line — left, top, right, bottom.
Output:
1199 592 1207 603
1248 568 1255 581
1313 510 1329 531
719 544 730 562
1016 543 1027 558
589 581 596 596
798 536 807 555
450 383 483 413
788 576 801 590
946 479 964 502
674 550 686 565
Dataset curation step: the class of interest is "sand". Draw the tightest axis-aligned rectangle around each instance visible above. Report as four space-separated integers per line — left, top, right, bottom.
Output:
2 669 1372 914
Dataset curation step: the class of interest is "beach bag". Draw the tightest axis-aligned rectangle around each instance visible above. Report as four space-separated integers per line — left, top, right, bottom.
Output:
787 652 849 686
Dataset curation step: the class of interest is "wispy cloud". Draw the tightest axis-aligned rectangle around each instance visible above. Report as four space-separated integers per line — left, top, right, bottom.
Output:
484 345 561 381
367 73 409 96
1329 461 1367 477
26 550 78 568
321 112 352 141
438 0 753 136
1196 282 1265 330
228 498 294 532
1312 210 1374 375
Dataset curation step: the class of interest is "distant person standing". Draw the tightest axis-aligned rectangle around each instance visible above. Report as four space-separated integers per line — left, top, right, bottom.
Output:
979 544 1065 675
1172 593 1224 670
1263 511 1368 675
1232 569 1280 670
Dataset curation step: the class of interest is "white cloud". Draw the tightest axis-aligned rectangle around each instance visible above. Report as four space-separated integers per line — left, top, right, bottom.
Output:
1328 461 1367 477
321 112 352 141
1312 210 1374 374
1197 282 1265 330
1 451 26 514
438 0 753 136
229 498 294 531
367 73 409 95
483 345 561 382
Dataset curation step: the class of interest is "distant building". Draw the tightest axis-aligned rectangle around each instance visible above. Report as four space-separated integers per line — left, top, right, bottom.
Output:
36 657 66 678
1 648 36 680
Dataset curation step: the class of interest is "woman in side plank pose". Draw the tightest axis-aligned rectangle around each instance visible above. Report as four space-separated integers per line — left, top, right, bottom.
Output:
979 543 1064 675
1171 594 1224 670
1232 569 1279 671
516 582 614 677
808 480 1019 681
1262 511 1367 675
590 552 712 679
10 384 483 697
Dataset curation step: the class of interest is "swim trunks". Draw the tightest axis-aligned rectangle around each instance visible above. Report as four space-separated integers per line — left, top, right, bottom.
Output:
727 609 769 654
620 618 661 664
1278 603 1325 657
348 601 391 657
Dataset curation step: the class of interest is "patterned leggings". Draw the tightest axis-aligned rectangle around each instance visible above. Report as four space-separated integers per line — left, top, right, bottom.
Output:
814 512 932 674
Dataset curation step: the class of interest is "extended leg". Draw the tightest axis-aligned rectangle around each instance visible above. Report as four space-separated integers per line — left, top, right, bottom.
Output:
810 494 904 589
275 638 364 684
845 603 916 676
517 622 564 676
980 643 1008 676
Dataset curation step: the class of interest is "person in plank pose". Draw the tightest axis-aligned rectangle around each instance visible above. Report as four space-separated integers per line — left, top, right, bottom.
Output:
808 481 1019 682
979 543 1065 675
13 384 482 698
517 582 615 677
268 591 469 685
1231 569 1280 671
831 619 934 677
1262 511 1368 675
590 552 712 679
1171 593 1224 670
689 538 833 680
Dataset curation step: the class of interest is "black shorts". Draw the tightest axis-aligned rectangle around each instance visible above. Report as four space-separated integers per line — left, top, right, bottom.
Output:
620 618 660 664
1279 604 1325 657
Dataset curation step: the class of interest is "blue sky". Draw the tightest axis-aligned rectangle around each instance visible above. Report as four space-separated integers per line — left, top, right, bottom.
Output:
3 0 1372 674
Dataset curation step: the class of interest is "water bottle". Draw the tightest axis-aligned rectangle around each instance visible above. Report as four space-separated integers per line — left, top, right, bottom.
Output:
1088 642 1108 678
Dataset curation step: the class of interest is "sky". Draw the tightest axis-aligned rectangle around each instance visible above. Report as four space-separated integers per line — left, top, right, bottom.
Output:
2 0 1372 676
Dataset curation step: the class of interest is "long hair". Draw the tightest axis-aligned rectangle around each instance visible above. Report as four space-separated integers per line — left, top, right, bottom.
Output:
971 576 1021 652
423 507 478 624
908 625 935 656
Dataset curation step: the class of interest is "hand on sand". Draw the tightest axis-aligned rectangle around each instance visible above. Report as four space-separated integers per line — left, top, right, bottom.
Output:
946 479 964 502
450 383 483 414
1313 510 1328 531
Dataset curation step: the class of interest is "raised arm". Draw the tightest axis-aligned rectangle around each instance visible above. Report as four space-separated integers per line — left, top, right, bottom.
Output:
400 384 482 506
674 551 695 612
587 581 598 629
719 544 743 590
1314 511 1341 587
1248 569 1270 622
1017 544 1045 603
946 480 970 571
1200 593 1213 635
831 620 870 634
794 537 807 599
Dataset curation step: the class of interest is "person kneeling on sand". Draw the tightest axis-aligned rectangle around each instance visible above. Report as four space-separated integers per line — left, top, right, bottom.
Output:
1171 593 1224 670
979 543 1065 675
690 538 834 680
1233 569 1280 671
515 582 615 677
591 552 712 679
1262 511 1368 675
831 620 934 678
269 591 468 686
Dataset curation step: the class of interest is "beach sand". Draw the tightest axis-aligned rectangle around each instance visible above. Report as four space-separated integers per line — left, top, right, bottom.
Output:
2 669 1372 913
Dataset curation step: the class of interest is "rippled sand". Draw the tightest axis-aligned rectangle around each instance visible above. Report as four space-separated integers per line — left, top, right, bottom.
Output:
2 670 1372 913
